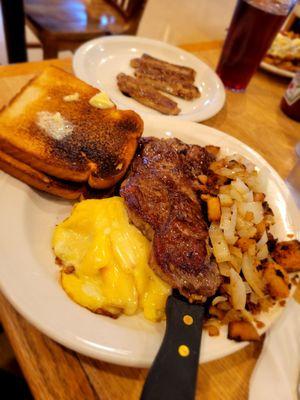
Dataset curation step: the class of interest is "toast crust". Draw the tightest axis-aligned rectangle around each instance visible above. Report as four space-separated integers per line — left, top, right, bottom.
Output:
0 150 84 199
0 66 143 189
0 150 116 200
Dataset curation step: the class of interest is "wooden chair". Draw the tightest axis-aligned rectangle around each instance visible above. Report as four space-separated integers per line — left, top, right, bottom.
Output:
0 369 33 399
24 0 146 59
1 0 27 63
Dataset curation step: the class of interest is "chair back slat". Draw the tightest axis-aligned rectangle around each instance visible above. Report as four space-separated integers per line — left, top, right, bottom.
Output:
1 0 27 63
109 0 142 18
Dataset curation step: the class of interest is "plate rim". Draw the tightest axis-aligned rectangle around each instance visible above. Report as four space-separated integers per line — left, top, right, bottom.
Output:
0 115 298 368
72 35 226 122
260 61 295 79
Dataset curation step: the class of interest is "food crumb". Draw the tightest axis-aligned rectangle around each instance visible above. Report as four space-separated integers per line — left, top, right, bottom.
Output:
255 320 265 329
279 300 286 307
198 175 208 184
55 257 63 266
291 274 299 285
63 92 80 102
63 265 75 274
207 325 220 336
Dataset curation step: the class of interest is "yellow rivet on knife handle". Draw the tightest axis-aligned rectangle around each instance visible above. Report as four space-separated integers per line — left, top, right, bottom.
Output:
178 345 190 357
183 314 193 325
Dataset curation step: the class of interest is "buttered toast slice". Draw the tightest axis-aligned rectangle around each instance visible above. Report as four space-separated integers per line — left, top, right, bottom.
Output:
0 150 115 200
0 66 143 189
0 150 84 199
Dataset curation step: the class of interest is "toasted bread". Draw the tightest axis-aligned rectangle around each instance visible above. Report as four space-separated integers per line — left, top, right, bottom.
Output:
0 150 115 200
0 150 84 199
0 66 143 189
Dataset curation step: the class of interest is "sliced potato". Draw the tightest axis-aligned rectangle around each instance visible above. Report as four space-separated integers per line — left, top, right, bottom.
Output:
248 243 256 257
209 305 225 320
236 216 254 232
271 240 300 272
229 246 243 259
256 220 266 238
207 196 221 222
230 187 244 202
253 192 265 202
263 261 290 299
207 325 220 336
210 160 225 172
228 320 260 342
244 211 254 222
237 226 257 239
238 202 264 224
218 193 234 207
219 185 231 195
204 318 221 336
222 309 242 324
236 238 256 252
205 145 220 157
198 174 208 184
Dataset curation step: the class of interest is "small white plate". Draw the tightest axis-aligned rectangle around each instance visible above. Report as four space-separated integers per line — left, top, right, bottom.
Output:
0 116 299 368
260 61 295 79
73 35 225 122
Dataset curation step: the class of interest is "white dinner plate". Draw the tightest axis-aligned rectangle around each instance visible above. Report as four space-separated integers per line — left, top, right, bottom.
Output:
0 116 299 368
73 35 225 122
260 61 295 79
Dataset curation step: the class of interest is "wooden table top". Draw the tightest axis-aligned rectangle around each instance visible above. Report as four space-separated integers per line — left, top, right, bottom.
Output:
0 41 299 400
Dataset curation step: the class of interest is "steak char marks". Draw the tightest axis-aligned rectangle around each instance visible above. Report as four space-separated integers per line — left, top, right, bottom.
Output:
120 137 221 301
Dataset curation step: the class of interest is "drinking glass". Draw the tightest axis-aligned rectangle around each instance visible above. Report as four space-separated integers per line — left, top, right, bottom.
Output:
217 0 297 91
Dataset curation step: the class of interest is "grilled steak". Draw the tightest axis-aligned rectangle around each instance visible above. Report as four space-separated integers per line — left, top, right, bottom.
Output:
134 71 200 100
130 54 196 82
120 137 221 301
117 73 180 115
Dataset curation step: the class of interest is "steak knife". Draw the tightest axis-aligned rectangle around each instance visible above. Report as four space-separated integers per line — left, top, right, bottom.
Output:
140 291 205 400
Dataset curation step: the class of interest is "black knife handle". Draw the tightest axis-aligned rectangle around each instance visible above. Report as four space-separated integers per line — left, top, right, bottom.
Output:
140 292 205 400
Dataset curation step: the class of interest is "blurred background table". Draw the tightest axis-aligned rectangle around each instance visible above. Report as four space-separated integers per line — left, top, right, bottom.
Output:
24 0 146 59
0 41 299 400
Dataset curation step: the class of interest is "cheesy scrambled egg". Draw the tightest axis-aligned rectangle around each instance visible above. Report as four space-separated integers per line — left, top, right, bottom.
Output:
52 197 171 322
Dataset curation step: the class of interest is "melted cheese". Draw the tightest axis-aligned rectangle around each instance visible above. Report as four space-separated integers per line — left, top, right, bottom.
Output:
52 197 171 321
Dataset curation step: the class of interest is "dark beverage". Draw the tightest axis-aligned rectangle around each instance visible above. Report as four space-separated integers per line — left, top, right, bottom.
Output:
217 0 293 91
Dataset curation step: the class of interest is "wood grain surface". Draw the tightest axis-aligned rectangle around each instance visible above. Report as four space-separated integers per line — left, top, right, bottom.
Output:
25 0 145 58
0 43 299 400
